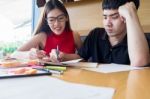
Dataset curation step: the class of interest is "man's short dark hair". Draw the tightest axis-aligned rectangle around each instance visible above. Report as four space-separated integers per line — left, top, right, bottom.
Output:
102 0 140 10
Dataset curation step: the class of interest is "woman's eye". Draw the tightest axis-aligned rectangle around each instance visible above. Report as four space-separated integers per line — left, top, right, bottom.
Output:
49 19 55 22
58 16 65 21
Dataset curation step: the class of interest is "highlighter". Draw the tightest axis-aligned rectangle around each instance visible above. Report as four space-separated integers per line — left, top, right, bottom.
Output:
44 66 66 71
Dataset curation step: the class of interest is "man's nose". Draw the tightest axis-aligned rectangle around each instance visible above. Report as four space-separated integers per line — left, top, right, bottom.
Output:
106 18 112 27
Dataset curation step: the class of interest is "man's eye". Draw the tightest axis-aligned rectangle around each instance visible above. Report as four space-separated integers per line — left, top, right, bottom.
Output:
112 16 119 19
103 16 107 19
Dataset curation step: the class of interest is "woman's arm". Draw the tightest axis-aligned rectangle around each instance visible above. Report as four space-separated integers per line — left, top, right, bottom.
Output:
18 32 47 51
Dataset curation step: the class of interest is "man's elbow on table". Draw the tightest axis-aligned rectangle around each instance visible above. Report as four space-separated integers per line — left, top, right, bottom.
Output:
131 56 150 67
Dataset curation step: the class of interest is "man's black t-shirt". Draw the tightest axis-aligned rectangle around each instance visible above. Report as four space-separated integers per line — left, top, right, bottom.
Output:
78 28 150 65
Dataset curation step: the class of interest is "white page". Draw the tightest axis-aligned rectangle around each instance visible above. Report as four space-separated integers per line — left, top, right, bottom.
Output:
10 51 30 59
62 59 98 68
0 76 115 99
65 62 98 68
61 59 83 64
84 63 144 73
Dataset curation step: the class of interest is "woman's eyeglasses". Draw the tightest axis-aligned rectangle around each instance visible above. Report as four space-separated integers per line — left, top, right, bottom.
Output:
46 14 67 24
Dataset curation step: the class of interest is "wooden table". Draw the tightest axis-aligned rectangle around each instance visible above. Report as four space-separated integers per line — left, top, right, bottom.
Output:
57 67 150 99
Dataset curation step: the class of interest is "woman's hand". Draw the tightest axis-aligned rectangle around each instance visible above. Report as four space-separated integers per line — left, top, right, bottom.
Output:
49 49 65 62
29 48 46 60
36 50 46 59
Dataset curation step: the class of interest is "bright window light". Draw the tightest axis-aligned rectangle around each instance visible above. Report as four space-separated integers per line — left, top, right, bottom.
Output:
0 0 32 55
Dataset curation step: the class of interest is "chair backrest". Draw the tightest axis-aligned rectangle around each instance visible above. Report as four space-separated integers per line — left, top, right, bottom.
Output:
80 36 87 42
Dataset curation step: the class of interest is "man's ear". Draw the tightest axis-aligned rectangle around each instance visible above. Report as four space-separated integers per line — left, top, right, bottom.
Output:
120 16 126 23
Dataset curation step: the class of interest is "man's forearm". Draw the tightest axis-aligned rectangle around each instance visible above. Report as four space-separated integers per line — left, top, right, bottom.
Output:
126 8 150 66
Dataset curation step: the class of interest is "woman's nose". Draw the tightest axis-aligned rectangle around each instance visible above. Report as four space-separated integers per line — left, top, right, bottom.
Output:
54 20 59 25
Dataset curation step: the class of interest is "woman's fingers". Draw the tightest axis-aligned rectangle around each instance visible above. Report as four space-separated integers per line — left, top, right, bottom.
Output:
36 50 46 59
49 49 60 62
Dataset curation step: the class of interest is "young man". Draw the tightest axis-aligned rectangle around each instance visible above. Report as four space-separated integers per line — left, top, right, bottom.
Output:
73 0 150 66
51 0 150 66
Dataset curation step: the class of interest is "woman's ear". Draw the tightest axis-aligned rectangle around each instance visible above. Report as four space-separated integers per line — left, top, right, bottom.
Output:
66 16 69 21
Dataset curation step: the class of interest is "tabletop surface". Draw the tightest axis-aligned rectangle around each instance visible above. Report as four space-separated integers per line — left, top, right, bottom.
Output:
58 67 150 99
0 63 150 99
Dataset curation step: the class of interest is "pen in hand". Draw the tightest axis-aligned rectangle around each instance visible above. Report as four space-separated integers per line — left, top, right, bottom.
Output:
56 45 60 62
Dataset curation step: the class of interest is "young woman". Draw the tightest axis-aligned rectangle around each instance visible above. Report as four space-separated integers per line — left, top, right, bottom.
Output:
17 0 82 62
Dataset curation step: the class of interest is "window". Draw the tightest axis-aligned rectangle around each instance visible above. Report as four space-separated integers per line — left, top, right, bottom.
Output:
0 0 32 55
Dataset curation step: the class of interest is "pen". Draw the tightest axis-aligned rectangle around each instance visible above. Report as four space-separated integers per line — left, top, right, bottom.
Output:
56 45 60 61
39 61 62 66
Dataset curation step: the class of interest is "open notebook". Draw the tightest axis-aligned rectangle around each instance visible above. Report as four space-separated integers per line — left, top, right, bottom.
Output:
41 59 98 68
0 67 52 78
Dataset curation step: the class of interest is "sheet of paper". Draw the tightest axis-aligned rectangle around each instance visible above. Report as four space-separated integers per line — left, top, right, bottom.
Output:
83 64 144 73
10 51 30 60
0 76 115 99
61 59 97 68
61 59 83 64
66 62 98 68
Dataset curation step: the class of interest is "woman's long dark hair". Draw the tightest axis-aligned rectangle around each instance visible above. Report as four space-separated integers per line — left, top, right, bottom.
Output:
33 0 72 35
